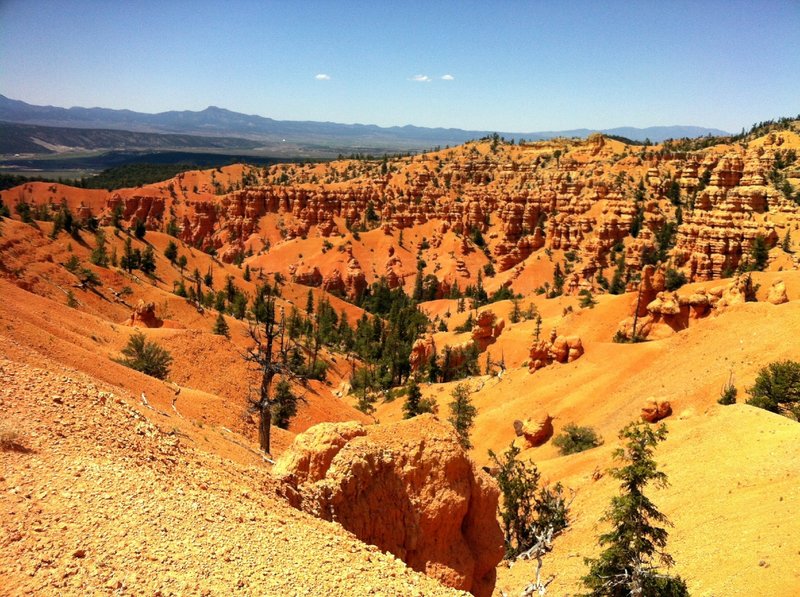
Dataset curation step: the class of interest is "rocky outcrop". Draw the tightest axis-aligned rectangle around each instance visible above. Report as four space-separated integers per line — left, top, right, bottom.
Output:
289 263 323 287
125 300 163 328
641 399 672 423
7 133 796 279
409 335 436 372
321 255 367 301
767 279 789 305
274 416 504 596
616 273 761 340
471 310 505 352
513 413 554 448
528 330 584 372
716 273 758 308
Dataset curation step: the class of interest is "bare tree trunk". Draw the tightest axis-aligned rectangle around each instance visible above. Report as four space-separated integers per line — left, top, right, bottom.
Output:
259 400 271 454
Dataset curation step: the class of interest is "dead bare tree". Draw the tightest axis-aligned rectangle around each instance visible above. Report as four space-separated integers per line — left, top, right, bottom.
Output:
245 293 284 455
244 289 308 455
517 527 557 596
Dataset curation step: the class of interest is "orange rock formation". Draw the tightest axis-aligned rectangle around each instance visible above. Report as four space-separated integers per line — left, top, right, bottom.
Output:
274 415 504 596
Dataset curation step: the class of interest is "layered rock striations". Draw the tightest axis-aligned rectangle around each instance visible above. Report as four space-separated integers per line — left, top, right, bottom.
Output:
4 132 797 286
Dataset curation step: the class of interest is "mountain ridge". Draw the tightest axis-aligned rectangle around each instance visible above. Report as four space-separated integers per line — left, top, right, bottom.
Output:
0 94 731 148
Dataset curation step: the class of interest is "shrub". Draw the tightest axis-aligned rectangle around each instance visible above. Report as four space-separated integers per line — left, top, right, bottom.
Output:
553 424 603 455
0 422 25 451
116 331 173 379
718 376 737 405
746 360 800 420
664 268 687 291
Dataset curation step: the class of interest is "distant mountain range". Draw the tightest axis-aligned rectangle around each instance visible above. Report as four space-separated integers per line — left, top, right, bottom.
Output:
0 94 731 155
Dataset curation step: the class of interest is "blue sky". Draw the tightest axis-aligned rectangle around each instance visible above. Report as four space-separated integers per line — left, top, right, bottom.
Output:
1 0 798 133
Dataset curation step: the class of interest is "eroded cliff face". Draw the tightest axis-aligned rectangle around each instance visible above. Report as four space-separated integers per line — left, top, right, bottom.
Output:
4 131 798 286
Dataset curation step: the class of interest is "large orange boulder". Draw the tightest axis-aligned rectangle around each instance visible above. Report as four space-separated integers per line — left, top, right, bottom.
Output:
641 399 672 423
767 279 789 305
513 413 554 447
289 262 323 287
528 334 584 372
125 300 163 328
274 415 504 596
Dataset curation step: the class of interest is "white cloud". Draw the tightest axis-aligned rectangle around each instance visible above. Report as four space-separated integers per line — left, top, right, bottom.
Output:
410 74 431 83
315 73 331 81
441 74 455 81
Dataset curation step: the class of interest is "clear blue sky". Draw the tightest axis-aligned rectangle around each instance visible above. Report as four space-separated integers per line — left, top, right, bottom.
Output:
1 0 798 133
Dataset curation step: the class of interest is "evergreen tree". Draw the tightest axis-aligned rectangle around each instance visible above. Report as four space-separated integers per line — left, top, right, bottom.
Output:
448 383 477 450
164 240 178 263
413 269 424 302
510 297 522 323
550 262 565 297
488 442 571 558
272 378 299 429
745 234 769 272
116 331 172 380
90 230 109 267
609 253 627 295
120 237 136 273
746 360 800 419
213 311 230 338
243 264 251 281
140 245 157 274
579 289 597 309
402 377 434 419
110 203 123 229
582 422 688 596
133 218 147 239
305 289 314 315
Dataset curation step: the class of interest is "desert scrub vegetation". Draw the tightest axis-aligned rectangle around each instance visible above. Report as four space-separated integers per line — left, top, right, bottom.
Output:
718 374 737 405
0 422 26 451
553 423 603 455
116 331 173 380
746 360 800 420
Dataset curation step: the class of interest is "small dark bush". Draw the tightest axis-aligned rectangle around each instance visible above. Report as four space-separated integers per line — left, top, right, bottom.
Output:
553 423 603 455
718 376 737 405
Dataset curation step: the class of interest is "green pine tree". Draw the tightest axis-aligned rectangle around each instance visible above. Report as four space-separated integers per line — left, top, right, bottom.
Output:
164 240 178 263
213 311 230 338
271 378 299 429
448 383 477 450
582 422 688 596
